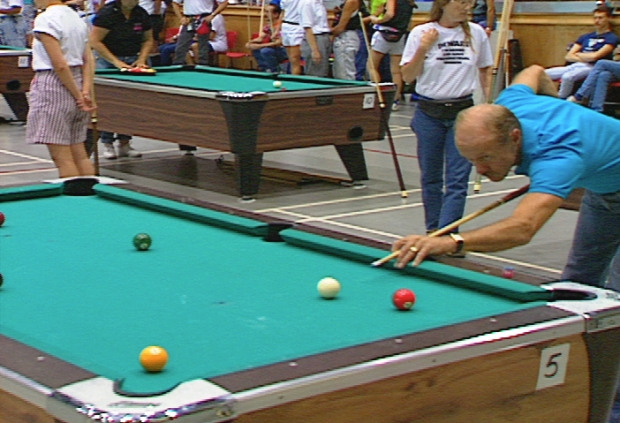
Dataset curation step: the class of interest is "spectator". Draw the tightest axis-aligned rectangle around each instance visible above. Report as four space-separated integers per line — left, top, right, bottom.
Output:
545 5 618 99
368 0 416 110
331 0 371 80
280 0 304 74
400 0 492 238
568 48 620 113
470 0 494 37
171 0 228 65
300 0 331 77
246 2 287 73
0 0 27 47
26 0 96 177
91 0 154 159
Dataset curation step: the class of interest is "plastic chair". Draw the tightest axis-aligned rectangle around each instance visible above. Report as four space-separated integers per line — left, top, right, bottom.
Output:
224 31 252 69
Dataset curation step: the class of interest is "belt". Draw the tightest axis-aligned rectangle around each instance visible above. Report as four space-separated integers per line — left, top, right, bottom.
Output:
315 32 330 36
282 20 299 25
419 94 473 102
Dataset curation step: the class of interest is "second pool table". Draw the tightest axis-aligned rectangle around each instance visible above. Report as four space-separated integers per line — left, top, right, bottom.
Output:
0 45 32 121
93 66 396 199
1 181 620 423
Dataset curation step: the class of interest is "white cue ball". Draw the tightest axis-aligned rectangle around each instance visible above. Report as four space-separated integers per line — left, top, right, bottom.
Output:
273 80 282 88
317 277 341 299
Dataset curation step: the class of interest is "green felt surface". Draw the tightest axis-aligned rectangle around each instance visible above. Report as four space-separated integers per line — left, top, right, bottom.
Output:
95 65 369 93
0 184 551 394
0 45 29 51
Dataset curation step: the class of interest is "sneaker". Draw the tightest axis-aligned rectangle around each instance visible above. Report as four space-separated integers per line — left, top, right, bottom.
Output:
118 143 142 158
102 144 117 159
392 101 400 111
567 95 579 103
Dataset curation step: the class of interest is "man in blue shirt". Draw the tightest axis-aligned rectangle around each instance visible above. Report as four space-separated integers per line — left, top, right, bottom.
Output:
545 5 618 99
393 64 620 295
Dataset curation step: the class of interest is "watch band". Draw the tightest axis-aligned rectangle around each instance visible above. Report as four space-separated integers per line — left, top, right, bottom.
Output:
449 233 465 253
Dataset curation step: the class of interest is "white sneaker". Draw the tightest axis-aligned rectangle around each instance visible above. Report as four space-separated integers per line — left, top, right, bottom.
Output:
118 143 142 158
567 95 579 103
103 144 117 159
392 101 400 111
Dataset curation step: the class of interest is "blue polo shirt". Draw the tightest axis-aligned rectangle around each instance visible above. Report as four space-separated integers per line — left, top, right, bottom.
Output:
496 84 620 198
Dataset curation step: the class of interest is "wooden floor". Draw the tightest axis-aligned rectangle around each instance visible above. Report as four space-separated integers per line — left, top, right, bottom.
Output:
0 96 579 281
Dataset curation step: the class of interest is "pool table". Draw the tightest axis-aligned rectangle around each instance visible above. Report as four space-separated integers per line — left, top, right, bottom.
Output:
93 65 396 199
2 181 620 423
0 45 32 121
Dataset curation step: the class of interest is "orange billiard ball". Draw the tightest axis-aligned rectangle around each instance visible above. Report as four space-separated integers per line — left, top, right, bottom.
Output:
139 346 168 372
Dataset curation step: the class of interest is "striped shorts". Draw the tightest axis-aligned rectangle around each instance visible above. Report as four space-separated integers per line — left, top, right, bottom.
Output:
26 68 90 146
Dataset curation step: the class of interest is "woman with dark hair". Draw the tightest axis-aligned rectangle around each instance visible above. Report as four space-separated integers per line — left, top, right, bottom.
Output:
400 0 492 240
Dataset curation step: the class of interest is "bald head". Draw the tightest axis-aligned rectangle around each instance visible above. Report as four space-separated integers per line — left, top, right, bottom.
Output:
455 104 522 182
455 104 520 147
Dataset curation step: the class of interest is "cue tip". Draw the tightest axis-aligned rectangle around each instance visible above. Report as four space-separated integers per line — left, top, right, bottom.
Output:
400 190 408 198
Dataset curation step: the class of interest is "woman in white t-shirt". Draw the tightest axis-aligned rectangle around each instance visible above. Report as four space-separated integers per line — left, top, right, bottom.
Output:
26 0 96 177
400 0 492 239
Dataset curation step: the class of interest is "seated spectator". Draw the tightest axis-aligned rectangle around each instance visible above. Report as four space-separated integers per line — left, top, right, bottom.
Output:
246 2 288 73
545 5 618 99
568 48 620 113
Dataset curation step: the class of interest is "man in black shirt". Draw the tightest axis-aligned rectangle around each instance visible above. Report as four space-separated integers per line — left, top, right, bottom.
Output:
91 0 154 159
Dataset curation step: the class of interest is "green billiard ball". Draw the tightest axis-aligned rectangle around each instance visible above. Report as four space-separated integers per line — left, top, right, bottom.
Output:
133 233 152 251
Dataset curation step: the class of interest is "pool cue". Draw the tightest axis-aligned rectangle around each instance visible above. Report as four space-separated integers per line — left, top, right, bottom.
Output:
473 0 515 194
371 184 530 267
91 109 100 176
89 72 100 176
358 12 408 198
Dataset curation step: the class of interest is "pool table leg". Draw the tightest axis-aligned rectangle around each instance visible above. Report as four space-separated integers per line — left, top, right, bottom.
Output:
2 93 28 121
334 144 369 182
236 152 263 199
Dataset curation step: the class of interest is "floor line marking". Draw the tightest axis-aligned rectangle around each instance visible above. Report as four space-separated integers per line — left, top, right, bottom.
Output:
0 150 52 163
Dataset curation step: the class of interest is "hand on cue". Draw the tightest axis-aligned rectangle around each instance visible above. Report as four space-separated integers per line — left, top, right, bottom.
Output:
392 235 460 268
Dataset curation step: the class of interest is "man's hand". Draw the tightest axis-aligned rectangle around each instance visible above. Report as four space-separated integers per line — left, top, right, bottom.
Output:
392 235 459 268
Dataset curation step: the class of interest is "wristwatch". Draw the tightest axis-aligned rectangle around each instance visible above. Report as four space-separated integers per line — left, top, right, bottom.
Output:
449 233 465 254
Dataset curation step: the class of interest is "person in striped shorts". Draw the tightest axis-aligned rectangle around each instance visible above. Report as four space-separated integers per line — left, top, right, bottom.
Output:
26 0 96 177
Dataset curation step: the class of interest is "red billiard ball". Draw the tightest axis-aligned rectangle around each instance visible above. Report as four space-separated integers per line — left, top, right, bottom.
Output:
392 288 416 310
0 212 5 227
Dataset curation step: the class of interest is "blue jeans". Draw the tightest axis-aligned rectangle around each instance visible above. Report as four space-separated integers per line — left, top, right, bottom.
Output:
562 189 620 291
411 108 472 231
96 56 137 144
574 60 620 113
251 46 288 73
355 29 367 81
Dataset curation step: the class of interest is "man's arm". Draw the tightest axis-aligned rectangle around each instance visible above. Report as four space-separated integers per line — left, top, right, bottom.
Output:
331 0 358 36
393 192 564 267
511 64 558 97
478 65 492 101
401 28 438 84
575 44 615 63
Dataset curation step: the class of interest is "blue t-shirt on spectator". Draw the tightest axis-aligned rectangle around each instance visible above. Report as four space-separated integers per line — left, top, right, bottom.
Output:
496 84 620 198
575 31 620 60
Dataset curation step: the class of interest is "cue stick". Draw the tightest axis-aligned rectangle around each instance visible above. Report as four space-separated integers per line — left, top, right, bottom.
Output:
473 0 515 194
91 108 100 176
258 0 266 37
358 11 408 198
371 184 530 267
90 72 100 176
